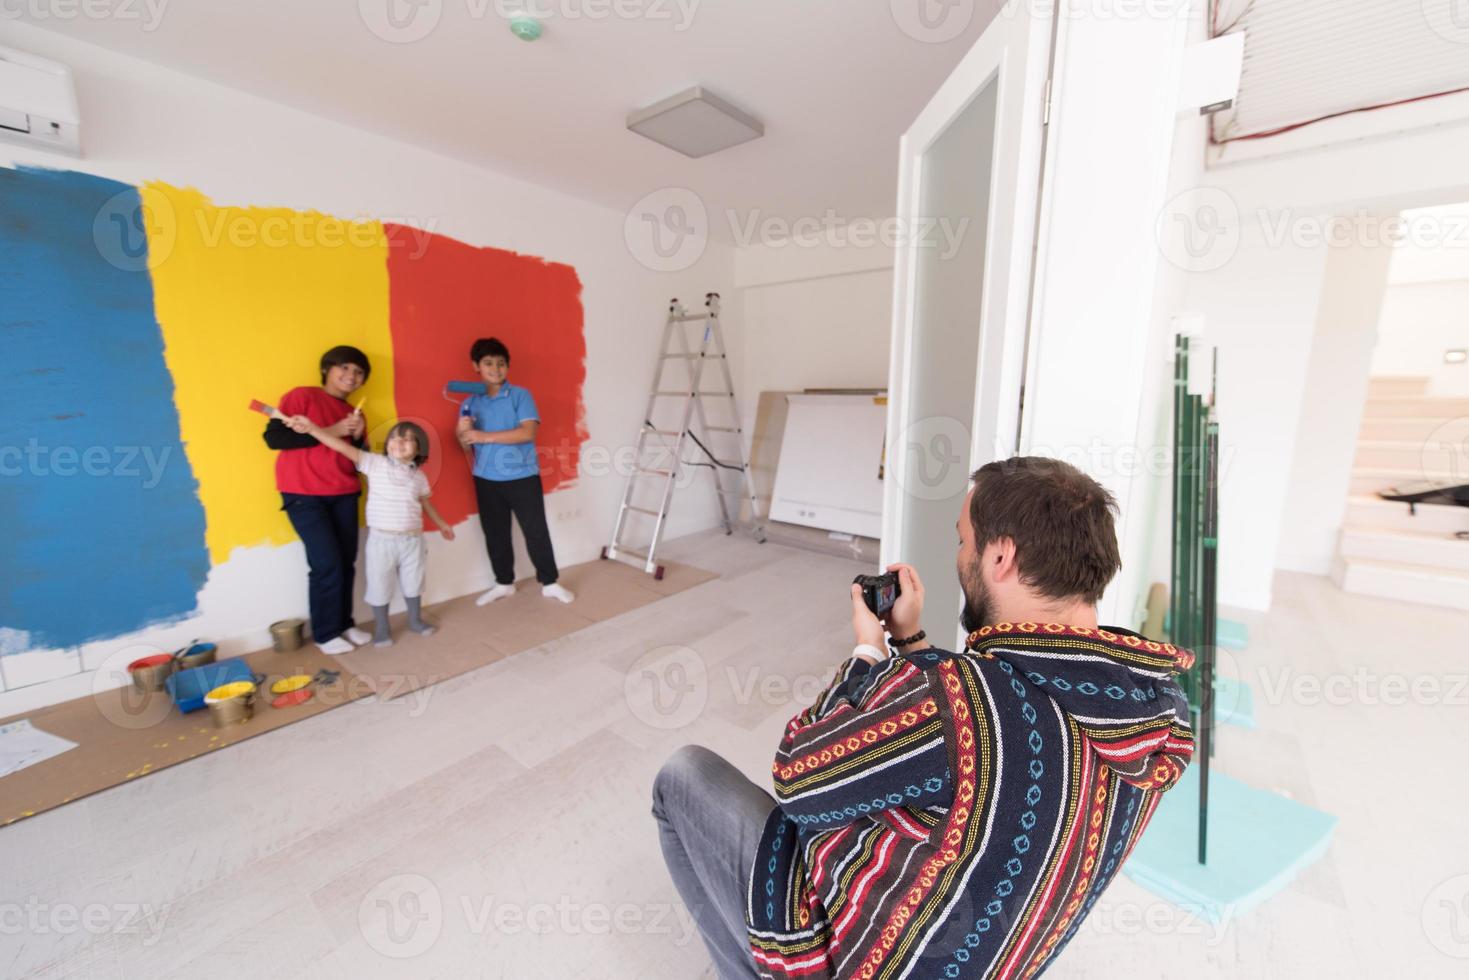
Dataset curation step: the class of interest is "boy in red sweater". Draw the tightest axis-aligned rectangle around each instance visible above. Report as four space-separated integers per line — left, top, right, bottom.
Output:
262 345 372 655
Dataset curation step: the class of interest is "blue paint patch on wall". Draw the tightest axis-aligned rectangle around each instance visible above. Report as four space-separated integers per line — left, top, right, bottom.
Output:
0 167 208 651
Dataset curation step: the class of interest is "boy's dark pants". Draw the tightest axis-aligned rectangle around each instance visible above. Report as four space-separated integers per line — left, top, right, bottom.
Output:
474 475 560 586
282 492 360 643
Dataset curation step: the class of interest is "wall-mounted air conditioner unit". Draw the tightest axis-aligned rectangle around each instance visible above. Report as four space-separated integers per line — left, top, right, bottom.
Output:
0 46 81 156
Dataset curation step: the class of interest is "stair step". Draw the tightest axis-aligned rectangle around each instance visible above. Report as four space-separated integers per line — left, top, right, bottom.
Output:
1358 417 1457 442
1367 375 1430 398
1345 495 1469 535
1353 439 1469 473
1339 526 1469 571
1361 396 1469 419
1349 467 1462 497
1331 556 1469 611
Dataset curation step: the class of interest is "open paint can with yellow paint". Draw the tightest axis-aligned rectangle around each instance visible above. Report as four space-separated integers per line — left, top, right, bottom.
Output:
128 654 175 692
269 619 306 652
270 675 312 695
204 680 256 728
268 674 314 709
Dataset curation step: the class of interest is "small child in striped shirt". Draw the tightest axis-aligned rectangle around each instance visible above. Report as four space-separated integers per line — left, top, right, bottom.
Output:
288 415 455 647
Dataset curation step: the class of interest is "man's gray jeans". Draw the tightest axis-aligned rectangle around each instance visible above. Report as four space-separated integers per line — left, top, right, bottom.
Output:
652 745 776 980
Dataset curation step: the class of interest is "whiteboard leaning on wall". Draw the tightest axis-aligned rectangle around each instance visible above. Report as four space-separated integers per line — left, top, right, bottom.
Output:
769 394 887 538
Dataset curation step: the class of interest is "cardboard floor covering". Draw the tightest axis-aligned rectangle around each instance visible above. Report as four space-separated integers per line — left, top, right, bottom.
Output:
333 556 718 699
0 644 369 828
0 556 717 828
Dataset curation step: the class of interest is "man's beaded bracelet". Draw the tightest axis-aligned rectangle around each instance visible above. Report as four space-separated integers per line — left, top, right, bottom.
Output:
889 630 927 649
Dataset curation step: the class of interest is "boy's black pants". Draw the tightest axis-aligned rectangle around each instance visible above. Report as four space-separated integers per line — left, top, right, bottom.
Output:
281 491 359 643
474 475 559 586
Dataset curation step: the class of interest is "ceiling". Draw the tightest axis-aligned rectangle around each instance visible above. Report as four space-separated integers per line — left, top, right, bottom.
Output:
1215 0 1469 142
7 1 1001 237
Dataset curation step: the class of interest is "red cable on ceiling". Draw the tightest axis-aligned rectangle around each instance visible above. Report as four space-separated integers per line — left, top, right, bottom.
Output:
1216 84 1469 143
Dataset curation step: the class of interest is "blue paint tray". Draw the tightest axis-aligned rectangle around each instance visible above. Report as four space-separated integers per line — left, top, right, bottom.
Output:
1123 766 1336 924
166 658 253 714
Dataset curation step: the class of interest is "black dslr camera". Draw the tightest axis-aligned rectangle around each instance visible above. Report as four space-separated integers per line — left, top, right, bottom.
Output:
854 572 901 617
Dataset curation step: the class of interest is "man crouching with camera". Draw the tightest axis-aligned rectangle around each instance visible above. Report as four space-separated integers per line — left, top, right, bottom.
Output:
652 456 1196 979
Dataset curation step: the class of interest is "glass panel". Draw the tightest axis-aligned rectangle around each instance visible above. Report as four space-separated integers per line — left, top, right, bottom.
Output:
899 80 998 637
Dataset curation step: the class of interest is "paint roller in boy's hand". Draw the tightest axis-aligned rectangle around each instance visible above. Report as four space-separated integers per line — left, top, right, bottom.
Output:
443 381 488 403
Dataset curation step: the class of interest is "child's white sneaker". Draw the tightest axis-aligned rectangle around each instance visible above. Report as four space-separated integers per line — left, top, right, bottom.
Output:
343 627 373 646
542 583 575 604
476 583 516 606
319 637 354 656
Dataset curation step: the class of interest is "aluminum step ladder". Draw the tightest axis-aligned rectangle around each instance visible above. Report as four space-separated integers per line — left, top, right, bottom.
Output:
602 293 766 579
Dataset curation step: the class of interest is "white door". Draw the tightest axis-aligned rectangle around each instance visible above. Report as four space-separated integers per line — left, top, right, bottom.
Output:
880 2 1054 645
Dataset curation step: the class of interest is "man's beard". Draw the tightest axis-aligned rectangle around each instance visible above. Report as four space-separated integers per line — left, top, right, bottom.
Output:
959 558 993 636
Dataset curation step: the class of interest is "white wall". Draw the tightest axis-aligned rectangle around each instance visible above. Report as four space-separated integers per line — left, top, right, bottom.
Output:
1275 225 1395 575
1133 8 1212 630
1374 223 1469 397
732 237 894 428
1022 2 1194 628
1373 282 1469 397
0 22 735 712
1177 220 1330 609
730 233 894 516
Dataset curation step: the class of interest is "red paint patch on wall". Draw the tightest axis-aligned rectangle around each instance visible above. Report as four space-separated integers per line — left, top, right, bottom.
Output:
384 224 587 529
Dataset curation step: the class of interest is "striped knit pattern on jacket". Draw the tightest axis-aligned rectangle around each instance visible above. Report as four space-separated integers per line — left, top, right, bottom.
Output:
746 623 1195 979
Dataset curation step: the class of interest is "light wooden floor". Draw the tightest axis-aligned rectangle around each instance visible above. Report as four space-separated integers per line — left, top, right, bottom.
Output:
2 530 1465 978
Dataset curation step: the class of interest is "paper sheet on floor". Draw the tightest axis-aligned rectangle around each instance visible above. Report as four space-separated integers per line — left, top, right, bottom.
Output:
0 719 78 778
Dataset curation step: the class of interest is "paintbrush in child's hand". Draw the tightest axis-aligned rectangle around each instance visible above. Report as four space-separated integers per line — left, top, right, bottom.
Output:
249 399 287 421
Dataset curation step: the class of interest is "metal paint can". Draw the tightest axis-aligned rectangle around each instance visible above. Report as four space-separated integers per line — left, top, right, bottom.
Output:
269 619 306 653
175 642 216 671
204 681 256 728
127 653 174 692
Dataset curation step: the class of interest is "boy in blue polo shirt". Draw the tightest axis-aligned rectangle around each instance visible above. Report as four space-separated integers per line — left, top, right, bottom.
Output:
456 337 575 606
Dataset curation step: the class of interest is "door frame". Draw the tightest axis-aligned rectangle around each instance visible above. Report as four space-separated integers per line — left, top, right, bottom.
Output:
881 2 1057 588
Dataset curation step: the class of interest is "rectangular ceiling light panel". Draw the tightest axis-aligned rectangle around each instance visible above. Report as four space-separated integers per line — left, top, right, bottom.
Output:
627 86 764 158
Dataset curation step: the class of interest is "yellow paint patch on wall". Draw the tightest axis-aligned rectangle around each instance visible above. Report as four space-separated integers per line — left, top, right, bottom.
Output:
142 183 399 563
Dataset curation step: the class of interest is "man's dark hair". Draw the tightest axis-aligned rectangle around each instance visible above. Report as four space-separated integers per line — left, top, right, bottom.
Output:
470 337 510 365
968 457 1121 605
319 345 371 384
388 421 431 467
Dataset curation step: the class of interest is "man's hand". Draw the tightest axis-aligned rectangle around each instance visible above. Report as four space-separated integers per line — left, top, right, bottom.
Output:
850 584 887 651
286 414 316 435
882 563 925 642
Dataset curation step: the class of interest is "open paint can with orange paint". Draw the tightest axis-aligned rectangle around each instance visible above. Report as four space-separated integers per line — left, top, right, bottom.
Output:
204 680 257 728
128 654 175 692
269 674 315 709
